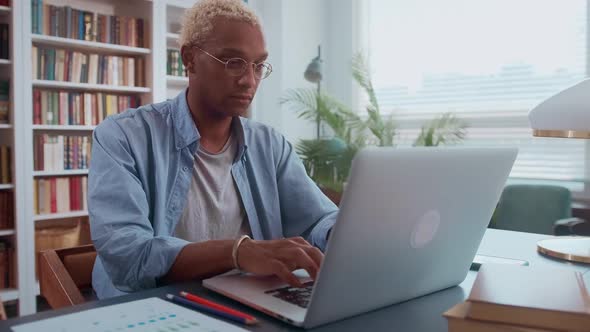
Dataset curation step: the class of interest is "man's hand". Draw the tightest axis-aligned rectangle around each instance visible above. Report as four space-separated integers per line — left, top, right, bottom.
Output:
236 237 324 287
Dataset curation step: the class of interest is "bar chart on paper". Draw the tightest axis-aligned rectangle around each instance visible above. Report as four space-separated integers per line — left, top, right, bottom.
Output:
11 297 249 332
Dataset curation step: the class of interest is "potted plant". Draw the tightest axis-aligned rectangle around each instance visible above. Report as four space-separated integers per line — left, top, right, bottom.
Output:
281 54 468 203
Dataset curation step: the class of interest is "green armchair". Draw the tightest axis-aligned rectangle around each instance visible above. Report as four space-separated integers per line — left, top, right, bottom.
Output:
489 184 586 235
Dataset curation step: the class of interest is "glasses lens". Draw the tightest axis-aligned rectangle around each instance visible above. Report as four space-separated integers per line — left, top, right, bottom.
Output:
225 58 247 76
255 63 272 79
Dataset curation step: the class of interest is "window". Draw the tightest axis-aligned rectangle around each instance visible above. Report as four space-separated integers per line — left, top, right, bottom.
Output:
360 0 589 196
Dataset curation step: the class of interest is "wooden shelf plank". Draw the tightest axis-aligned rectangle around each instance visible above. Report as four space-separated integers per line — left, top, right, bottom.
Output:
34 210 88 221
0 289 18 302
166 75 188 86
33 80 151 93
0 229 15 236
33 169 89 177
31 34 151 55
32 125 96 131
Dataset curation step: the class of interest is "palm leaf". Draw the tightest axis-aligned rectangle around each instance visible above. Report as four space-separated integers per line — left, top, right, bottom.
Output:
413 113 468 147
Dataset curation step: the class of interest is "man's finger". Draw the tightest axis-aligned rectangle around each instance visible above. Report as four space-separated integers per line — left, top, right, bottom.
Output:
288 248 319 280
271 259 302 288
288 236 311 246
303 246 324 269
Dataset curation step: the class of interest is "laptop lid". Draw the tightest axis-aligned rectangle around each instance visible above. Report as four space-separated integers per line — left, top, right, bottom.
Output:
303 147 517 328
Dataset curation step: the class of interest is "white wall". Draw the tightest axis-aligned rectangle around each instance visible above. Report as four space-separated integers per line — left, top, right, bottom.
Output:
251 0 356 144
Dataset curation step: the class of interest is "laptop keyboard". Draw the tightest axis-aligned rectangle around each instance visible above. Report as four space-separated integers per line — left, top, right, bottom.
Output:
265 281 315 308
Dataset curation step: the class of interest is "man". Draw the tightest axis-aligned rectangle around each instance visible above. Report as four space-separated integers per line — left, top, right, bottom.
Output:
88 0 338 299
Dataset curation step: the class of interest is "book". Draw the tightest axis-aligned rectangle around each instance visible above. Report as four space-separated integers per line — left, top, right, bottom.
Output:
445 301 552 332
467 264 590 332
0 80 9 124
0 145 10 184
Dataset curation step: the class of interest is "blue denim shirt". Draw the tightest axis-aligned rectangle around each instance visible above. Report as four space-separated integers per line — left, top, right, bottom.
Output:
88 90 338 299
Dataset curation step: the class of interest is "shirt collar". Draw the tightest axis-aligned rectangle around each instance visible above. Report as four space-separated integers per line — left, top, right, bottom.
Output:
172 89 248 160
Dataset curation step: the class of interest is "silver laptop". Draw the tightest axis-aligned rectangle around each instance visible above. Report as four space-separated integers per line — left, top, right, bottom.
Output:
203 147 518 329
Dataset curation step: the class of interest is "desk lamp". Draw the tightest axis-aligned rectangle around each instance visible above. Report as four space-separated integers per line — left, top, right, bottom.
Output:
304 45 323 139
528 78 590 264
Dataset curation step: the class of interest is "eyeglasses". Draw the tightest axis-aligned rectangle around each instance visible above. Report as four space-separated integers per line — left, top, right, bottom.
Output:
194 46 273 80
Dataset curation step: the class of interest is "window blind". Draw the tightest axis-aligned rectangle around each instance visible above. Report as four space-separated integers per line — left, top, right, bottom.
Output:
361 0 589 185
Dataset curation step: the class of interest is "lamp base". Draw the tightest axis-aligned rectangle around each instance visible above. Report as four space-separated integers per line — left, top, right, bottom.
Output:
537 237 590 264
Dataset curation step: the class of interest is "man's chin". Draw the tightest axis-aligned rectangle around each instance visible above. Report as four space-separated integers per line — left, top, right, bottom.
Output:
222 105 250 117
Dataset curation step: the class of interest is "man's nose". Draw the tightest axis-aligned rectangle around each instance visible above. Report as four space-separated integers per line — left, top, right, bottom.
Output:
237 64 258 87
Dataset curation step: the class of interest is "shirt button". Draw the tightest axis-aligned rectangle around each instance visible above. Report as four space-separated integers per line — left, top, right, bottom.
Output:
183 166 189 171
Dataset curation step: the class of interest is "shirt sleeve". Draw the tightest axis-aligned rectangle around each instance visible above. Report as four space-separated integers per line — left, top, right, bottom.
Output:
273 132 338 252
88 118 190 292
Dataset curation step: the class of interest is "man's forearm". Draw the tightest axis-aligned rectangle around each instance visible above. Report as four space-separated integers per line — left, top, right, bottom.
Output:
161 239 235 284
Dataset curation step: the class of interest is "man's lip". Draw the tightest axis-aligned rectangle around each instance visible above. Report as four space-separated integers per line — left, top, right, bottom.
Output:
231 95 253 100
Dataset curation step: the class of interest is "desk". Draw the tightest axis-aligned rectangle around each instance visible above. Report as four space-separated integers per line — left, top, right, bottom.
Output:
1 229 588 332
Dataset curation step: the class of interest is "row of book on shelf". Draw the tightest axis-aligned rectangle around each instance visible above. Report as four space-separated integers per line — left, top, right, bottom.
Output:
34 134 91 172
0 191 13 229
0 80 9 124
0 23 9 60
34 176 87 215
31 0 148 48
0 145 10 184
32 46 146 87
33 89 140 126
0 239 15 290
444 264 590 332
167 49 187 77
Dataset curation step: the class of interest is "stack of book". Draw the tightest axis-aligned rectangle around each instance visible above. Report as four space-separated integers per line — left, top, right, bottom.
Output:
34 134 91 171
31 0 147 48
0 191 13 229
0 80 9 124
167 49 186 77
33 176 88 215
32 89 141 125
0 145 10 184
0 239 15 289
0 23 8 60
444 264 590 331
32 46 146 87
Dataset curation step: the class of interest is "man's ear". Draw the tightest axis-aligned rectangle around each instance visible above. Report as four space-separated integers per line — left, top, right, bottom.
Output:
181 45 196 74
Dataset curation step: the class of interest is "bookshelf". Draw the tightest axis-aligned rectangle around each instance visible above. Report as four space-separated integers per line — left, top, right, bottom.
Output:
0 0 18 316
6 0 251 316
10 0 161 315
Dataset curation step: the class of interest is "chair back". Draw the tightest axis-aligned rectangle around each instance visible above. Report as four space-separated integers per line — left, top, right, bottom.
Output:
491 184 572 234
39 244 97 309
0 296 6 320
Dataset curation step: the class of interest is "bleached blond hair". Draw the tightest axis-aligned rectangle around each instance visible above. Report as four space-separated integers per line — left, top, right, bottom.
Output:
179 0 261 47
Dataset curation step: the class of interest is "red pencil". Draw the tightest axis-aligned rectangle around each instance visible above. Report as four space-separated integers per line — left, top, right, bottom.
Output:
179 291 258 324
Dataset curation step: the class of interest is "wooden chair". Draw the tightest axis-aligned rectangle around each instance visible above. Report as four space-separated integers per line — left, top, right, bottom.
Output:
0 295 6 320
38 244 97 309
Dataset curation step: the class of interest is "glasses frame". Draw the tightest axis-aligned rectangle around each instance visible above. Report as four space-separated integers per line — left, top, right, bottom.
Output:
194 46 273 80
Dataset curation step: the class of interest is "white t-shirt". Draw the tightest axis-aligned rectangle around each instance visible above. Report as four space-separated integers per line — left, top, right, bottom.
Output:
174 134 250 242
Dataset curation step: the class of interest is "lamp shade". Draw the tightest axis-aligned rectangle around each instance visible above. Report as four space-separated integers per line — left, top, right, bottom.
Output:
528 78 590 138
304 57 323 83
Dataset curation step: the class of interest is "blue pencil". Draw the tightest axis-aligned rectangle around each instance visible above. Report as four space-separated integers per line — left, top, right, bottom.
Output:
165 294 255 325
